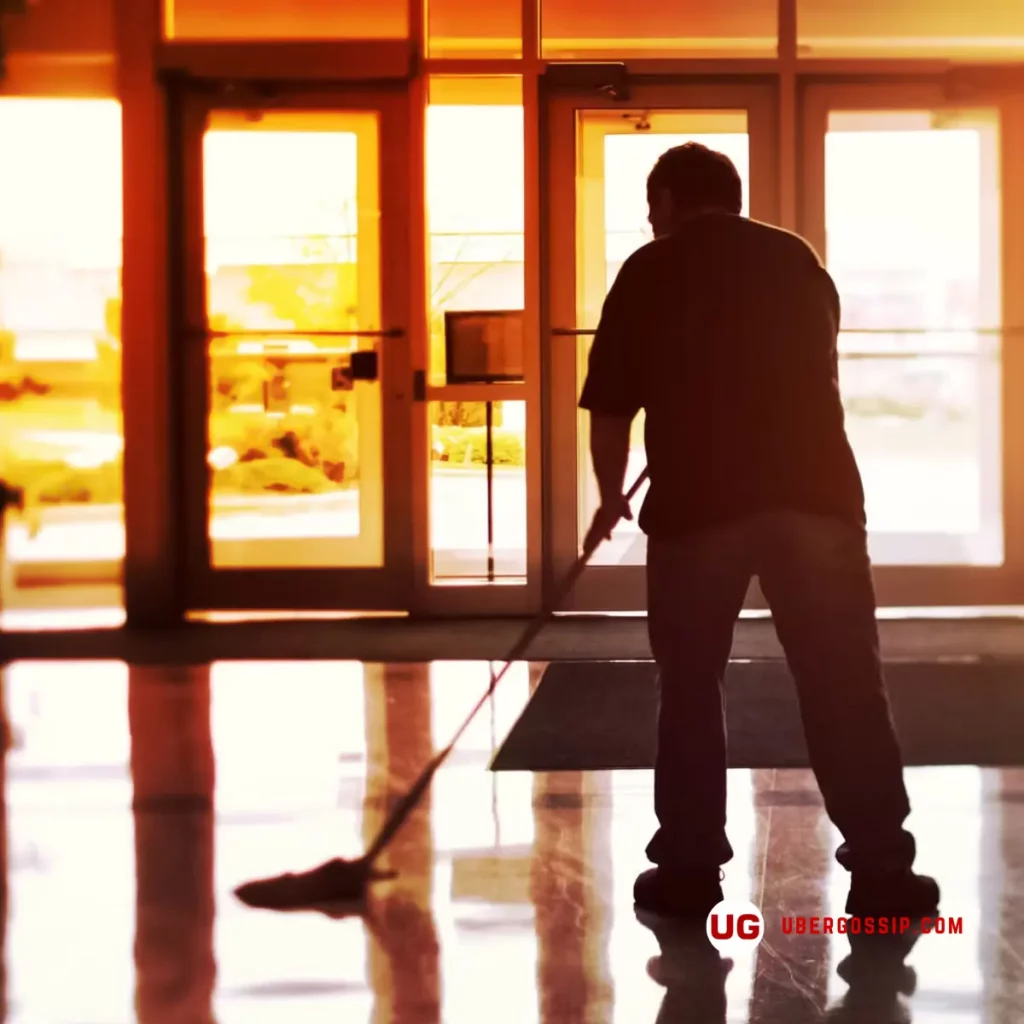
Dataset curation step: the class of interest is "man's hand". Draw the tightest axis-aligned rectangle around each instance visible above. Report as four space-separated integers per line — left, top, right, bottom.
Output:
583 495 633 555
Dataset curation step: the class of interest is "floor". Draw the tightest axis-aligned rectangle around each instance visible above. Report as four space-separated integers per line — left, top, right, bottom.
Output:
5 613 1024 662
0 658 1021 1023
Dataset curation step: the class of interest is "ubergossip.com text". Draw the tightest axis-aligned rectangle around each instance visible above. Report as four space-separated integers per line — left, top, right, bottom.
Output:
780 916 963 936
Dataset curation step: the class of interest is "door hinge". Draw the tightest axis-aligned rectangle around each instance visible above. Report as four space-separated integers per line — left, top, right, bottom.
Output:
413 369 426 402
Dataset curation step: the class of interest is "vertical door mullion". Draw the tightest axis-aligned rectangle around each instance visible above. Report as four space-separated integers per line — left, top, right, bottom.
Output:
177 91 215 605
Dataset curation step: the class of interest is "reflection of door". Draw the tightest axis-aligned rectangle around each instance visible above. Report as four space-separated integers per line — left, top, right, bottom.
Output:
545 82 778 611
802 84 1024 606
176 88 412 610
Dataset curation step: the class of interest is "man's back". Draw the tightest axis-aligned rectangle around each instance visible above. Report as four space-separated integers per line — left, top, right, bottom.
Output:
579 212 866 536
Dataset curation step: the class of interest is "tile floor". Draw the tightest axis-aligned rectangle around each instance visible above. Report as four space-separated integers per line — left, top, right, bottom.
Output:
0 659 1020 1023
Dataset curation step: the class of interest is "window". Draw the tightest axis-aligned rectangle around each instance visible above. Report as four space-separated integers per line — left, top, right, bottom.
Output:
0 99 124 629
799 0 1024 59
163 0 407 41
542 0 777 59
428 0 521 58
426 78 527 583
824 111 1003 565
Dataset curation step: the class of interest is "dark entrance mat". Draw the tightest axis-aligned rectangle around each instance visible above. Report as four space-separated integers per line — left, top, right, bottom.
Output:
490 659 1024 771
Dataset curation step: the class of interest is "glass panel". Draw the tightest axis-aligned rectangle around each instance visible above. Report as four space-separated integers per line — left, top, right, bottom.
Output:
428 0 521 58
0 99 124 630
426 92 524 387
575 113 750 566
542 0 777 58
825 111 1002 565
429 400 526 581
202 112 383 569
799 0 1024 59
164 0 407 40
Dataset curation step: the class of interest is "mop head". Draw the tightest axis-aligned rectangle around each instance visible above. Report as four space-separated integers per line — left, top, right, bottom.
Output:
234 857 395 914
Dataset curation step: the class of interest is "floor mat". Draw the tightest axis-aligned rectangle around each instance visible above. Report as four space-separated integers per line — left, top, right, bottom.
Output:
491 659 1024 771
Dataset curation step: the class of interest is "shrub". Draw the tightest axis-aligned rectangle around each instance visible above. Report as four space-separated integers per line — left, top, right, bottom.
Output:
209 406 357 491
433 427 524 466
214 457 336 495
2 459 123 505
433 401 504 429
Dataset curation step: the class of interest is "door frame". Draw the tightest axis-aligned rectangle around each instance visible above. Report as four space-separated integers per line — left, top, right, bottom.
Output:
800 80 1024 606
541 77 780 611
170 78 415 611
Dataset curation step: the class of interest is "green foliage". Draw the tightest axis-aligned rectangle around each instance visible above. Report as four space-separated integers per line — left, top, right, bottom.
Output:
433 401 503 428
211 360 274 411
3 459 123 505
214 456 336 495
433 427 524 467
843 396 930 420
209 409 356 493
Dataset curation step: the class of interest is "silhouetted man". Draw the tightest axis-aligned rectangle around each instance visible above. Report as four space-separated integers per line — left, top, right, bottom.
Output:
579 142 940 920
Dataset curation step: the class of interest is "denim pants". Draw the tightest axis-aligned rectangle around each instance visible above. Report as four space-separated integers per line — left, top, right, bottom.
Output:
645 511 916 875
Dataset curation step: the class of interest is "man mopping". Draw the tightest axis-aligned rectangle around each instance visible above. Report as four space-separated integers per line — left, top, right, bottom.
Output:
235 143 939 922
580 142 939 921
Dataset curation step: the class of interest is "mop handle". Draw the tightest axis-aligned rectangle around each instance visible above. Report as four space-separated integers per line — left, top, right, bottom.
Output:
362 466 650 866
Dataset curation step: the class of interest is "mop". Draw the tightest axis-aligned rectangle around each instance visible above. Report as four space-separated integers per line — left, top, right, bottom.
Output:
235 466 650 913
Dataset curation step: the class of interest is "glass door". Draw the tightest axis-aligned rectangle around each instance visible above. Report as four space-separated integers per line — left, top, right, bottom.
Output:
544 82 778 611
177 88 413 611
802 83 1024 606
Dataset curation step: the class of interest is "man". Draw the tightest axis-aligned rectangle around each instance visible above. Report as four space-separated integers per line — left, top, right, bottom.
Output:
579 142 939 920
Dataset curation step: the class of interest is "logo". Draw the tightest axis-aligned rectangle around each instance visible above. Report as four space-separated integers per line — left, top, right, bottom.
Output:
706 900 765 953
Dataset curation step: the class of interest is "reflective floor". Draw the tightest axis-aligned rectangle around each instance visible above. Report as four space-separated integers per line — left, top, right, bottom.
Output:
0 659 1021 1023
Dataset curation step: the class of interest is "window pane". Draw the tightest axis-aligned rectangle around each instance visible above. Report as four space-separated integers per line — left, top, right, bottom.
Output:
429 401 527 582
429 0 521 58
203 112 384 569
542 0 777 58
0 99 124 629
825 111 1002 565
164 0 407 40
799 0 1024 59
426 90 524 387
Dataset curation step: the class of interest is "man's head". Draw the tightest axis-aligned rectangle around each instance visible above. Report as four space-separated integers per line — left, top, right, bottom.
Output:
646 142 743 238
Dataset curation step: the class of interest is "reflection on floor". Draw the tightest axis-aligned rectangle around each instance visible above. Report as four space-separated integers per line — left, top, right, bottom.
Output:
0 659 1021 1022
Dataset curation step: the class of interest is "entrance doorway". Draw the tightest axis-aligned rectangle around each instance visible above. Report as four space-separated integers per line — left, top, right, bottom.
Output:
544 76 1024 610
544 81 778 611
174 86 414 611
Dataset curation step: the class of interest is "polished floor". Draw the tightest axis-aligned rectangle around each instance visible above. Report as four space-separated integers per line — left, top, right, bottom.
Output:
0 659 1021 1023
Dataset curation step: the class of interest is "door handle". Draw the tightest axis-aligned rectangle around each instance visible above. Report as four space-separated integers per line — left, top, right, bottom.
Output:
552 328 596 336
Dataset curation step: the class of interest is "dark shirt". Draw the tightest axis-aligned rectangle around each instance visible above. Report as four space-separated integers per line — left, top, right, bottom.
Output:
578 212 866 537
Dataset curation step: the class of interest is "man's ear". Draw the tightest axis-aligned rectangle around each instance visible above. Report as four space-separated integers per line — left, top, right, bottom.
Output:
653 186 675 217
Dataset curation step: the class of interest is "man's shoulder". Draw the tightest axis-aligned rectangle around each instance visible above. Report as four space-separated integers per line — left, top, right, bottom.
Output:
737 217 824 267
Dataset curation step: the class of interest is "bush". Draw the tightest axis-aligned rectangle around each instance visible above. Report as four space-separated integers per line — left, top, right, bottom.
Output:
209 407 357 491
214 457 337 495
2 459 123 505
433 427 524 466
433 401 503 429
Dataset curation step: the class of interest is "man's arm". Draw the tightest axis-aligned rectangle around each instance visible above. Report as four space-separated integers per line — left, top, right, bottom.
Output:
577 252 647 542
590 414 632 508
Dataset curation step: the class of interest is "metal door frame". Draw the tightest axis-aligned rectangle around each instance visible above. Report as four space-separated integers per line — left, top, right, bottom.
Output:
170 77 415 611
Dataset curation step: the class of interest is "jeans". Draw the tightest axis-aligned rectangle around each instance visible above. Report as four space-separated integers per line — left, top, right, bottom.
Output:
645 511 915 875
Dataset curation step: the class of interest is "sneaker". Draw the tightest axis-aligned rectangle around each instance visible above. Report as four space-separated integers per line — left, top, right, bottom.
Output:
845 870 939 918
634 866 724 920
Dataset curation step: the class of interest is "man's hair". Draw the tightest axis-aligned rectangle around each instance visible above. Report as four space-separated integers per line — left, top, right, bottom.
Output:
646 142 743 216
